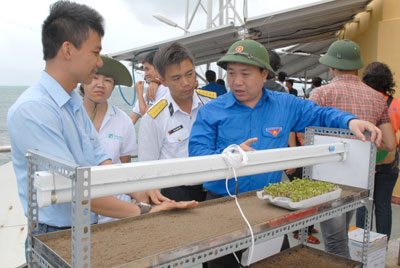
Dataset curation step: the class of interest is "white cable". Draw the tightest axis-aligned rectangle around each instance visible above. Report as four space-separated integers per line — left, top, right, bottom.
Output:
222 145 254 267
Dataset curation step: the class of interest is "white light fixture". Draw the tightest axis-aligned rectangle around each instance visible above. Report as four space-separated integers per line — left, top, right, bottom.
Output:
153 13 190 34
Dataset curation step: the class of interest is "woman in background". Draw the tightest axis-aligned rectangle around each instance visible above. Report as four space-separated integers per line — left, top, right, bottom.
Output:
356 62 400 240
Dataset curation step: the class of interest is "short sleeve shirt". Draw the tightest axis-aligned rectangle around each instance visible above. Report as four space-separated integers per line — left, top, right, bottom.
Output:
7 71 110 227
138 91 213 162
132 84 169 116
310 75 390 125
98 104 137 163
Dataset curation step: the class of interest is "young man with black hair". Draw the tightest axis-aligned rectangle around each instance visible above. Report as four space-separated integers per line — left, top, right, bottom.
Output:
7 2 176 261
286 79 298 96
277 71 289 92
138 42 215 202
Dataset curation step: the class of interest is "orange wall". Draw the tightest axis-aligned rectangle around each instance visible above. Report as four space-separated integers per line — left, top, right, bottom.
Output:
344 0 400 197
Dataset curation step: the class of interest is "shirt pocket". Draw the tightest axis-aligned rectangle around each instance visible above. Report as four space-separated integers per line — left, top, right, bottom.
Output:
166 127 190 144
260 126 286 148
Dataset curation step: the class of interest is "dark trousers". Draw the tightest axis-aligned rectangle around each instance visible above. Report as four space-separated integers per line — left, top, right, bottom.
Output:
356 158 399 240
25 223 70 263
161 185 207 202
205 191 290 268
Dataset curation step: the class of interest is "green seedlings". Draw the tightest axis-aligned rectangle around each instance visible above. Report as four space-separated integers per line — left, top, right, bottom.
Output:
263 178 339 202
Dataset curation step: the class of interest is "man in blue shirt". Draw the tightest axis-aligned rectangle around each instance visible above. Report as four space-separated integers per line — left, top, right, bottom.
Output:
7 1 168 243
190 39 382 197
202 70 227 96
188 39 383 267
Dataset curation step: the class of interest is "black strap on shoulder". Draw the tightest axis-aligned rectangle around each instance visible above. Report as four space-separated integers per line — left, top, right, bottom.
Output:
387 95 393 107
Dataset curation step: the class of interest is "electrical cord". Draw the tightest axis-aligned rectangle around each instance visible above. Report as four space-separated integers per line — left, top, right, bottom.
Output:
222 145 254 267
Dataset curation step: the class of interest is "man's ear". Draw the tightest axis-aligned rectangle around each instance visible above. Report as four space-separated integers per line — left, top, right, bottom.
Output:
262 70 269 83
60 41 73 60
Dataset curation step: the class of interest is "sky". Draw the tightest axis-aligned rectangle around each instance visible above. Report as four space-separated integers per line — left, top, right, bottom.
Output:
0 0 319 86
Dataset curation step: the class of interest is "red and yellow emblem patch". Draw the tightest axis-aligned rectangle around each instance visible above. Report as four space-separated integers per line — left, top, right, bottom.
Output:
235 45 244 53
266 127 282 137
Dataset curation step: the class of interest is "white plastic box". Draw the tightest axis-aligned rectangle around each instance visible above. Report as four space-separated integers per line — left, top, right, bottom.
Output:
348 226 387 268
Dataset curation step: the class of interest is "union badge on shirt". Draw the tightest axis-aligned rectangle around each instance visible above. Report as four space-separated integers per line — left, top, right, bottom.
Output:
265 127 282 137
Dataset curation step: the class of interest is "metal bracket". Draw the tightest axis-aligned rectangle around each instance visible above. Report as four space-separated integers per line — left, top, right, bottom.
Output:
26 152 39 268
71 167 91 268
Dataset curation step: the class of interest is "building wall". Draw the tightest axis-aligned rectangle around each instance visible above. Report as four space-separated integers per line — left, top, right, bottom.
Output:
343 0 400 197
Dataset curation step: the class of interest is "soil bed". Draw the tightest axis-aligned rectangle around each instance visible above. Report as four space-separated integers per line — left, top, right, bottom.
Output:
37 188 363 267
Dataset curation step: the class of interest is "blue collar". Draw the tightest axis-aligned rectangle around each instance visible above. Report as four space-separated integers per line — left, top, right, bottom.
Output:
40 71 71 108
40 71 82 111
224 88 269 108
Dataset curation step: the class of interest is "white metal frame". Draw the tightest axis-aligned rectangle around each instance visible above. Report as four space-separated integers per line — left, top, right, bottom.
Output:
27 127 374 267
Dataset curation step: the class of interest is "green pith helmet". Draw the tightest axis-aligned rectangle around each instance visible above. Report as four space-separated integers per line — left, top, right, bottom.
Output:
319 39 364 70
97 55 133 87
217 39 273 72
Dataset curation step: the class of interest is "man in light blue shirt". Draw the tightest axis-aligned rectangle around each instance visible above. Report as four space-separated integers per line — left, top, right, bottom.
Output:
8 1 165 234
8 70 109 227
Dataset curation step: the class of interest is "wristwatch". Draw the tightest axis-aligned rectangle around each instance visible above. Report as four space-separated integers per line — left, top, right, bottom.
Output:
137 202 151 214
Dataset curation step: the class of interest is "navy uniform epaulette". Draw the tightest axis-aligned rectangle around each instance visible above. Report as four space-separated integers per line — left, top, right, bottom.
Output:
147 99 168 119
196 89 217 99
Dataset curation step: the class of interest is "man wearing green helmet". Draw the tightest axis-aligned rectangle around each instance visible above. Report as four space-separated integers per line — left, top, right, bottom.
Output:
310 39 396 258
189 39 385 267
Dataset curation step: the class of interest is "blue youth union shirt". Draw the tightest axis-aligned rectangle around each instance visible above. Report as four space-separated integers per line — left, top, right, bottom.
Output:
7 71 110 227
189 89 356 196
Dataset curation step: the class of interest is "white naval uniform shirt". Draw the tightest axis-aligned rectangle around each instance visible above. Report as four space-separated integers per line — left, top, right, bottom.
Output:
132 84 169 116
97 103 137 224
138 91 212 162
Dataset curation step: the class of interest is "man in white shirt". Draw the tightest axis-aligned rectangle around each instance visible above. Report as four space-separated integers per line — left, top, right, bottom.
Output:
138 42 215 202
130 51 169 124
277 71 289 93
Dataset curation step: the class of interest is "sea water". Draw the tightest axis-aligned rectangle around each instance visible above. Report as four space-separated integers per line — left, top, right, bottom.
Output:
0 85 137 165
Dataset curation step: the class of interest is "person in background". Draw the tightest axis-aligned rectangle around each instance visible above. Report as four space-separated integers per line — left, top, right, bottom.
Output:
130 51 169 124
202 70 227 97
263 50 286 93
286 79 298 96
138 42 215 202
216 78 226 87
189 39 383 268
81 55 197 223
310 40 396 258
305 77 322 98
277 71 289 92
356 61 400 240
